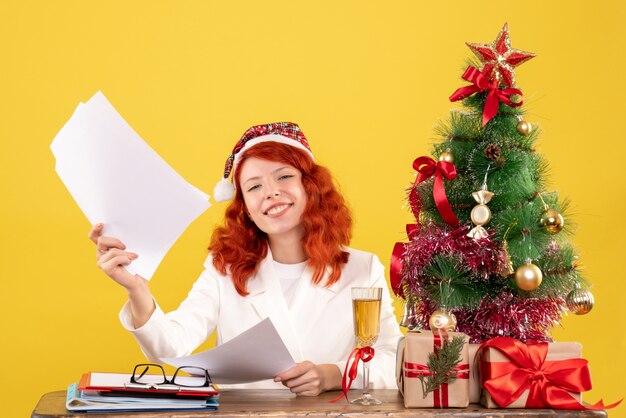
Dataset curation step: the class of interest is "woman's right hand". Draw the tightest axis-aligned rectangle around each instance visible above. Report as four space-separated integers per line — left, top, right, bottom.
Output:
89 223 155 328
88 223 144 291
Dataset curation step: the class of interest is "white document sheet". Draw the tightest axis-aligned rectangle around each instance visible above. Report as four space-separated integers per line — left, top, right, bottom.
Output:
51 91 211 279
161 318 296 384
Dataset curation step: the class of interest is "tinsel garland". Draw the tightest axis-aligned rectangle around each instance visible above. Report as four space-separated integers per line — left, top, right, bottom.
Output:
409 293 565 343
400 222 566 343
457 293 565 343
401 222 504 286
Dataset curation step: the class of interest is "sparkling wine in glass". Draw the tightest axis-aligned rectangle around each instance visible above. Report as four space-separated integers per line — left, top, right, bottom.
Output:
351 287 382 405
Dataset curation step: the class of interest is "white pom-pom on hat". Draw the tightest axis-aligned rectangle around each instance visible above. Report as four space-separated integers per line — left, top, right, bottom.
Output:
213 178 235 202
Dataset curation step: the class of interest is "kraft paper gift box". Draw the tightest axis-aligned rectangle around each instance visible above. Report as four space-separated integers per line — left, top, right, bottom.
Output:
468 344 481 404
480 338 584 409
396 330 470 408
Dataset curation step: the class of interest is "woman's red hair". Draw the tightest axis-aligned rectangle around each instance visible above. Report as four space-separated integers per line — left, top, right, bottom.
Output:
209 142 352 296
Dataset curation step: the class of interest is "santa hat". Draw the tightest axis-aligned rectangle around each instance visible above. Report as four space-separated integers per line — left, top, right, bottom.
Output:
213 122 314 202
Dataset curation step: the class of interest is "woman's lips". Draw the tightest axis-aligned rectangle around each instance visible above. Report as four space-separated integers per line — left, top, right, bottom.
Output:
264 203 293 216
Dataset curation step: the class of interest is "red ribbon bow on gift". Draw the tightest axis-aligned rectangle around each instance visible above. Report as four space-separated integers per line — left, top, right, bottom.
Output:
480 337 622 410
449 66 524 126
330 346 375 403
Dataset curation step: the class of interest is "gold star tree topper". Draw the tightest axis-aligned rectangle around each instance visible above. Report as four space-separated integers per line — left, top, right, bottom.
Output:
466 23 536 87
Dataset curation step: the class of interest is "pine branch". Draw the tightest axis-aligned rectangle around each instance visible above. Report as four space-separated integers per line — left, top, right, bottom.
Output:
423 255 485 308
419 335 466 398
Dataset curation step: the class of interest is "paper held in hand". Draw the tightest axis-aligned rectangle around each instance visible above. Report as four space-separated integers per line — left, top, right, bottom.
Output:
162 318 297 384
50 91 211 280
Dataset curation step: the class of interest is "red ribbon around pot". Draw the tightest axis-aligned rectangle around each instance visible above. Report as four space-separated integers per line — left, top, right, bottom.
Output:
449 66 524 126
479 337 621 410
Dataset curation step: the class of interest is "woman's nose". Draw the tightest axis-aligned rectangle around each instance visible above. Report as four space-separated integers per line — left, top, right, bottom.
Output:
265 189 280 199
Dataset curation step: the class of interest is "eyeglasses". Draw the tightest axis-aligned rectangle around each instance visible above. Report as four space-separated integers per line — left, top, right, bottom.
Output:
129 363 211 389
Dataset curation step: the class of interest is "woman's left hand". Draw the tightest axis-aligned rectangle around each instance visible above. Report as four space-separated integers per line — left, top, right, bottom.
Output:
274 361 341 396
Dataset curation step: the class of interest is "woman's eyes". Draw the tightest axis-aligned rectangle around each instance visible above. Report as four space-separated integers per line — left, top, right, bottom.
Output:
246 174 295 192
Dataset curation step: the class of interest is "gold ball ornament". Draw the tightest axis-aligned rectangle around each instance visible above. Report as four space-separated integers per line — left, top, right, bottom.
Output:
516 120 532 136
439 150 454 164
514 262 543 291
540 209 565 233
429 309 458 332
566 287 594 315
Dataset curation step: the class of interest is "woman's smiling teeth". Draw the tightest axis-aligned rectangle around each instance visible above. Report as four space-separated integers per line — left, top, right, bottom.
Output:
265 204 292 216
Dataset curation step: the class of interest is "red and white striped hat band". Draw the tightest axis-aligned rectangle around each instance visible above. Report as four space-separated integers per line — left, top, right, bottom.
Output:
213 122 314 202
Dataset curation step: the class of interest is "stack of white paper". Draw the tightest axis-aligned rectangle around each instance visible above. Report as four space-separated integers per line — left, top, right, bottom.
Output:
51 92 211 280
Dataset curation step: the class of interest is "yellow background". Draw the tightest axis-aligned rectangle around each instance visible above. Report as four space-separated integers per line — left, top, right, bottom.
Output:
2 1 624 416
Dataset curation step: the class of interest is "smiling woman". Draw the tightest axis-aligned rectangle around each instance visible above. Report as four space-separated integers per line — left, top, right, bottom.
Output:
239 158 309 261
213 137 353 295
88 122 402 397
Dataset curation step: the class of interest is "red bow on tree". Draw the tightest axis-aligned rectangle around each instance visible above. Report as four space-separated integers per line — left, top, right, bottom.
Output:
449 66 524 126
480 337 622 410
410 156 459 228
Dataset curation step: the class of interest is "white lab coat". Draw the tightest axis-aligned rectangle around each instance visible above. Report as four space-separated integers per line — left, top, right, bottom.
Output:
120 247 402 389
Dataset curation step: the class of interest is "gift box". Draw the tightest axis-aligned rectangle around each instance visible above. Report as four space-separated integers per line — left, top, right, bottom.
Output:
396 330 470 408
468 344 481 404
479 337 588 409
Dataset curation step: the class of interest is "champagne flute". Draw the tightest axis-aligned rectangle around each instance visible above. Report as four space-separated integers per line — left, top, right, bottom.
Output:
351 287 382 405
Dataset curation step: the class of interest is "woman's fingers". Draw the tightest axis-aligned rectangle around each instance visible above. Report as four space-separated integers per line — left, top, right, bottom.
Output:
289 384 319 396
99 255 138 285
88 223 104 244
98 248 137 265
96 248 143 289
89 223 145 291
285 375 320 396
98 249 138 274
89 224 127 253
95 236 127 259
275 362 322 395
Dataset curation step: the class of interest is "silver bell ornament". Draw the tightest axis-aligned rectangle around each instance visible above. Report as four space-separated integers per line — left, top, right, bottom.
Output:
399 301 419 329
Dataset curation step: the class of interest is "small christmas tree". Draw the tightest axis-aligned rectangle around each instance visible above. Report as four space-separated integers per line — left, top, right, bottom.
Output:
392 24 594 343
